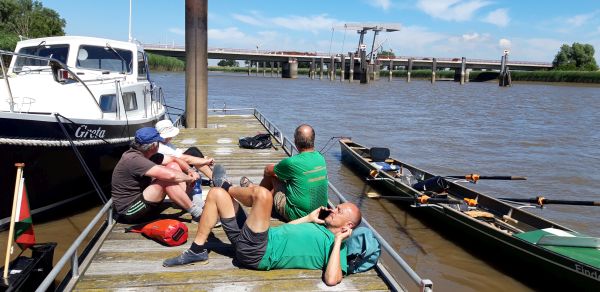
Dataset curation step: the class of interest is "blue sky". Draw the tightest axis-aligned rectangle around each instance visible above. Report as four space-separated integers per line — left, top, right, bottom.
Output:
40 0 600 62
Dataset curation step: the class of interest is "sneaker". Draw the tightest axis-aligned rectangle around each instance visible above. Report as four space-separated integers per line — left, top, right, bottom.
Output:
239 176 253 187
212 164 227 188
163 249 208 267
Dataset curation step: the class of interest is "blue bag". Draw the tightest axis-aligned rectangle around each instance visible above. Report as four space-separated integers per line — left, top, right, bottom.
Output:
346 227 381 274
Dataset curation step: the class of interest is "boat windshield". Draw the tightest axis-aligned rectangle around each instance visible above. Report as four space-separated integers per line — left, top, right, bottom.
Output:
76 45 133 74
13 44 69 72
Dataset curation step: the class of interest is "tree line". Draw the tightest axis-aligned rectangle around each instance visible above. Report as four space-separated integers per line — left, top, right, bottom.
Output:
0 0 65 51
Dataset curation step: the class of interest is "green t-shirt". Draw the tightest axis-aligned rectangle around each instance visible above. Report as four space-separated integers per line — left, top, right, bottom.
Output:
257 223 347 273
274 151 328 220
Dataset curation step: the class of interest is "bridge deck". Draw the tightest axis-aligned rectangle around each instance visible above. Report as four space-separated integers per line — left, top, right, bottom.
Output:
74 113 390 291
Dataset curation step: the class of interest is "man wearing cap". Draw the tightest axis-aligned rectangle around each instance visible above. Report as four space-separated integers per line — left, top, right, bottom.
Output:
155 119 214 180
111 127 203 223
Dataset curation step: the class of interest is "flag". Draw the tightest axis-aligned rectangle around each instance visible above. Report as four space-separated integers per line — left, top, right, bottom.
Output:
14 177 35 250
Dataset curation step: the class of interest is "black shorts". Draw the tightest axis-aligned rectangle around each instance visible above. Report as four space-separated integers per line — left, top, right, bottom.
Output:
221 213 269 269
117 195 162 224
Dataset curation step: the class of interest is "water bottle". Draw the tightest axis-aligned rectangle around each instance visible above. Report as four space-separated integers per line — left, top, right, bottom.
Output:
192 176 204 210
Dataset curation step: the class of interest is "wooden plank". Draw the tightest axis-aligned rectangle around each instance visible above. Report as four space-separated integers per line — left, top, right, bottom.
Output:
74 114 391 291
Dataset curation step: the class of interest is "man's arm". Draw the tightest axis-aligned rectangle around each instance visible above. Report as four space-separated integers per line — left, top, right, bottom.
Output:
179 154 215 168
145 165 193 183
161 155 199 181
287 207 327 225
323 228 351 286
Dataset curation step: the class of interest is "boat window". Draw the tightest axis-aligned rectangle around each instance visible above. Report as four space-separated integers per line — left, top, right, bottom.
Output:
137 51 147 80
76 45 133 73
13 44 69 72
123 92 138 111
99 94 117 113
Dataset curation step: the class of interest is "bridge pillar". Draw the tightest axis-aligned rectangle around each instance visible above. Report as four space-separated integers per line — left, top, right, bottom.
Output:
282 59 298 79
348 52 354 82
407 58 413 82
270 61 274 77
277 62 280 77
388 60 393 82
465 68 470 83
309 59 315 79
329 56 335 81
248 61 251 76
263 62 266 77
319 58 324 80
460 57 466 84
255 61 259 76
431 58 437 83
184 0 207 128
340 54 345 82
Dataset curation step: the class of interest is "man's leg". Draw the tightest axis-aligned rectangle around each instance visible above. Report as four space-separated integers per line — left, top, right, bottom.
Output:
228 186 272 233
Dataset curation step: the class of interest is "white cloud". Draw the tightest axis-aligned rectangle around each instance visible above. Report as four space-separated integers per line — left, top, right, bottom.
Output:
168 28 185 36
483 8 510 27
232 13 264 27
271 14 340 34
368 0 392 10
462 33 480 41
499 38 511 49
566 12 596 27
416 0 491 22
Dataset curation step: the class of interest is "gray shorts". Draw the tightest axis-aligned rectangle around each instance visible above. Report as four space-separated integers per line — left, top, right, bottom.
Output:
221 216 269 269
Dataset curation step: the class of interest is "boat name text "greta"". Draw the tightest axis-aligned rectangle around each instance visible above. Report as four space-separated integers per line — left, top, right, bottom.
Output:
75 125 106 139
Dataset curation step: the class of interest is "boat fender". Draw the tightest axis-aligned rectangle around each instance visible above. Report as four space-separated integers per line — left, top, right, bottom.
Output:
125 219 188 246
412 176 449 194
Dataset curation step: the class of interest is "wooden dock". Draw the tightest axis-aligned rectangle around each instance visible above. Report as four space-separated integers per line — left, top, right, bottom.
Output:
73 113 391 291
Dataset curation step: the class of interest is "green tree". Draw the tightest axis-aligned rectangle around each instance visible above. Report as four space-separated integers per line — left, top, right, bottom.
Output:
378 50 396 58
217 59 238 67
552 43 598 71
0 0 65 51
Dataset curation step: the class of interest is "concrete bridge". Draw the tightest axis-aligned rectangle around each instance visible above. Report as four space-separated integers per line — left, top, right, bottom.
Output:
144 43 551 84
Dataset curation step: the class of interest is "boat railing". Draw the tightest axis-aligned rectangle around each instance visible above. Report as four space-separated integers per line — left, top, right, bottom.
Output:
210 107 433 292
0 50 104 118
36 199 115 292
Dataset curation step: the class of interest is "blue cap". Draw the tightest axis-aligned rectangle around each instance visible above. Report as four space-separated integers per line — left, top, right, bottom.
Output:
135 127 165 144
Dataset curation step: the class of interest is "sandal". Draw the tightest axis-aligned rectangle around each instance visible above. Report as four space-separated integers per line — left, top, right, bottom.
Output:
239 176 253 187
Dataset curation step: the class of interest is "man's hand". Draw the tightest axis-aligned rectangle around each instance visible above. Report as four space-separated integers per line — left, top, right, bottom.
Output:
205 157 215 167
188 169 200 181
335 227 352 242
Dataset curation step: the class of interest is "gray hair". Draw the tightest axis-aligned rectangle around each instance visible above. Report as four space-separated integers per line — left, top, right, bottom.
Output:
131 141 157 152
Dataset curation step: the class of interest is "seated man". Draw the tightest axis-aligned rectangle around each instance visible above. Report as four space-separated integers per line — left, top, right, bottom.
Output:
250 124 328 221
163 183 362 286
155 119 215 180
111 127 202 223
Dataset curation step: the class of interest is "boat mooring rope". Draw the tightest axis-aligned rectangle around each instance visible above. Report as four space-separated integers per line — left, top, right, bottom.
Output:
0 136 132 147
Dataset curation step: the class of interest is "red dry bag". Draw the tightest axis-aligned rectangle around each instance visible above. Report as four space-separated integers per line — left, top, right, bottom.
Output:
125 219 188 246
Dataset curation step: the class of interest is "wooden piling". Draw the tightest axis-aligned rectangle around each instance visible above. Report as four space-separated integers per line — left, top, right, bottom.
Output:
184 0 208 128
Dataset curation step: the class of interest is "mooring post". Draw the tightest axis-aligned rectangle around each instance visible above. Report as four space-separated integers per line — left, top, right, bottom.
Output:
388 60 393 82
319 57 324 80
360 50 369 84
460 57 466 85
499 54 512 86
431 58 437 83
340 54 345 82
348 52 354 82
407 58 413 82
329 55 335 81
184 0 207 128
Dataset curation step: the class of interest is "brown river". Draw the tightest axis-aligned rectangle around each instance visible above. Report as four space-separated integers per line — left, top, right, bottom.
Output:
2 71 599 291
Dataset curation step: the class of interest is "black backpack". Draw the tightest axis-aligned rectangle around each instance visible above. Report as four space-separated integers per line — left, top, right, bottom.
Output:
239 133 273 149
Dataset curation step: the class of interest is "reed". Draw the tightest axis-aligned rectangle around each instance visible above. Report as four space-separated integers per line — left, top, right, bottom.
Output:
147 53 185 71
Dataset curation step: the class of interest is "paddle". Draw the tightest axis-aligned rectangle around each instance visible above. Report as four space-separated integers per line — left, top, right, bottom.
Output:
499 196 600 207
367 192 463 205
445 174 527 183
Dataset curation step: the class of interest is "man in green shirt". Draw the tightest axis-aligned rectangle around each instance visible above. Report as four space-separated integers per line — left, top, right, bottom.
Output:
163 184 362 286
253 124 328 221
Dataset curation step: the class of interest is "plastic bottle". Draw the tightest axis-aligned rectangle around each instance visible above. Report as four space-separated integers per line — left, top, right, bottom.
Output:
192 176 204 210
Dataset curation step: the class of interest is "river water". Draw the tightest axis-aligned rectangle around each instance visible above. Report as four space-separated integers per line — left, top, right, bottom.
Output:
159 71 600 291
2 71 597 291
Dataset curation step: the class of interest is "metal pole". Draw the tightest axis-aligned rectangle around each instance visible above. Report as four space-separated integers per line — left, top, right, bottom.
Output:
330 55 335 81
349 52 354 82
460 57 466 85
184 0 208 128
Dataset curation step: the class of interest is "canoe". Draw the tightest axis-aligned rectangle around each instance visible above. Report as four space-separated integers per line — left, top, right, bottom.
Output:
339 138 600 290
